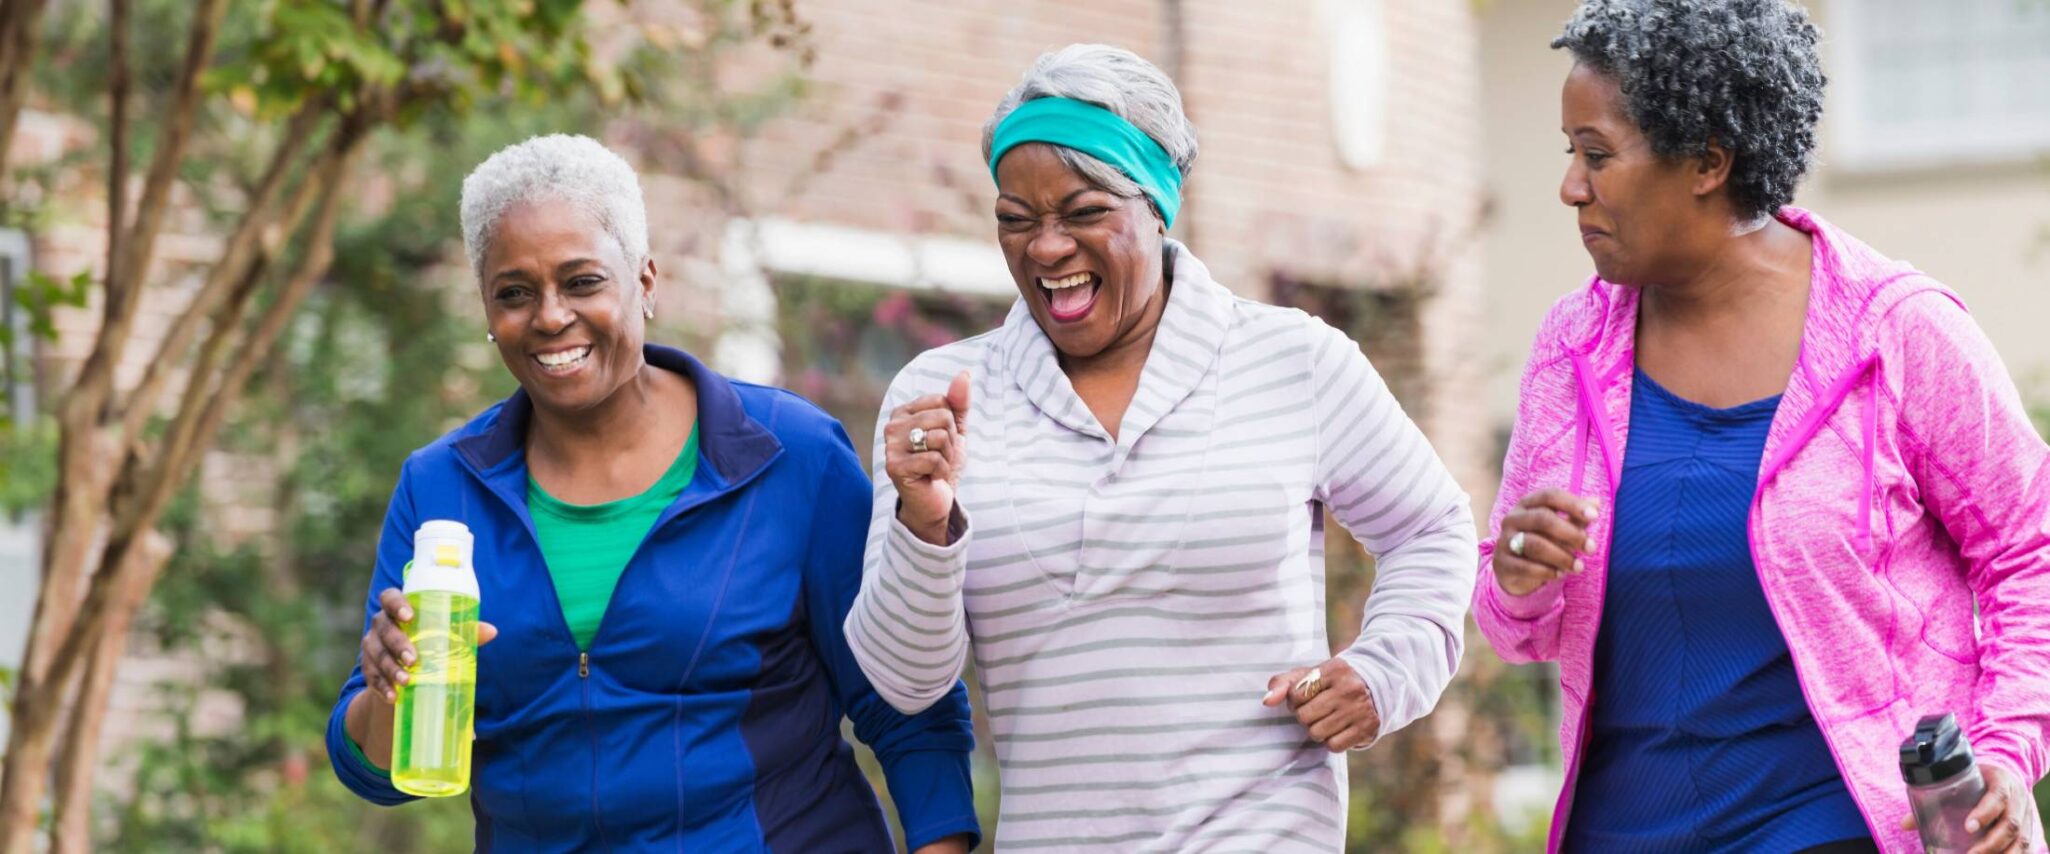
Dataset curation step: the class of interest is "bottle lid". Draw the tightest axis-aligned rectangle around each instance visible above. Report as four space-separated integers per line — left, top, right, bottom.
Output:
405 519 479 599
1899 713 1976 785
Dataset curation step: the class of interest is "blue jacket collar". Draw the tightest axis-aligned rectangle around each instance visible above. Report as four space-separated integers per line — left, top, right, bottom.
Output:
453 344 783 486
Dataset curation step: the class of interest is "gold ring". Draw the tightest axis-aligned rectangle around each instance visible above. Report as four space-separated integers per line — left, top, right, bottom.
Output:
1293 669 1324 702
900 476 917 487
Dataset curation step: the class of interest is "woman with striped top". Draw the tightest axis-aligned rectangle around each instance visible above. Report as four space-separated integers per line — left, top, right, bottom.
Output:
844 44 1480 851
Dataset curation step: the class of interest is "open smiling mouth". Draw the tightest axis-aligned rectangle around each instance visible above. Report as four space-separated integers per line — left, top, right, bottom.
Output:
533 345 591 375
1038 272 1101 323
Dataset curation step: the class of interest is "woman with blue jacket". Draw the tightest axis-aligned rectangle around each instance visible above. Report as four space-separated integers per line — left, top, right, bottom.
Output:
324 134 979 853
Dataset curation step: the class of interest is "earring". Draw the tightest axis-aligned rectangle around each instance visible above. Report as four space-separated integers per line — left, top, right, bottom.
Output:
486 332 496 343
643 304 654 320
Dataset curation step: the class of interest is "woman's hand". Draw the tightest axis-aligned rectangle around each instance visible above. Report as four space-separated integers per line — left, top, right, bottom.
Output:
1261 659 1381 752
1900 764 2042 853
1493 489 1601 597
360 587 498 703
886 371 971 546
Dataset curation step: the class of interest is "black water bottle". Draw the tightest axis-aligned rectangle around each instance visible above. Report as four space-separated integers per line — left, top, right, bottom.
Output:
1900 713 1987 853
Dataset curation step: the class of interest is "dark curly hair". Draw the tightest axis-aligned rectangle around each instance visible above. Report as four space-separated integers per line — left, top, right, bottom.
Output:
1553 0 1827 222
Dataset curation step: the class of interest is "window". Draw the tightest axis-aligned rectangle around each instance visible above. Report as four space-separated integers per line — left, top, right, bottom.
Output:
1829 0 2050 171
0 228 32 425
0 228 37 739
718 217 1015 463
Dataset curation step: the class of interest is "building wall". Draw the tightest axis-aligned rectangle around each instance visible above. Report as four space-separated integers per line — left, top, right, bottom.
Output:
703 0 1494 488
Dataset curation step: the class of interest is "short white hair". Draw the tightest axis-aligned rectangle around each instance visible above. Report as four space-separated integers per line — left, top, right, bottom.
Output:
981 44 1199 221
458 134 650 279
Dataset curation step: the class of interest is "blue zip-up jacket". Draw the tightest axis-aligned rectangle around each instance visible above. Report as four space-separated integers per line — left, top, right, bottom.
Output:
326 345 980 852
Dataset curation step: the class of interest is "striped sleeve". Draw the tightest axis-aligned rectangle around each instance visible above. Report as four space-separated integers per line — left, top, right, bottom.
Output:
1305 316 1479 742
844 351 977 715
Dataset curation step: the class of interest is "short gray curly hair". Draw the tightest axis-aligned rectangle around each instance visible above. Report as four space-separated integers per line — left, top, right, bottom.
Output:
981 44 1199 224
1554 0 1826 222
459 134 650 280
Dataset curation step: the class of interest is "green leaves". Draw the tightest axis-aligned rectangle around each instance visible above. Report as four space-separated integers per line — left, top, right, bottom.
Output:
202 0 617 122
2 269 91 349
208 1 399 117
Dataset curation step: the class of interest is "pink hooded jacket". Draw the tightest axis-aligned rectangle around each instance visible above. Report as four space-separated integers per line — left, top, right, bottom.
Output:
1474 208 2050 853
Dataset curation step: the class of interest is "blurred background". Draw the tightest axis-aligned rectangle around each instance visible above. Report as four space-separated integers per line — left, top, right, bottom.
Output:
0 0 2042 850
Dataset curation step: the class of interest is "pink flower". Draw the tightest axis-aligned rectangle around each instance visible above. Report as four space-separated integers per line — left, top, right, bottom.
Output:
873 292 914 327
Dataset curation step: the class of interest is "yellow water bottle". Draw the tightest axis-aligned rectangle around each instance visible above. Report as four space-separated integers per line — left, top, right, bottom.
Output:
392 519 480 798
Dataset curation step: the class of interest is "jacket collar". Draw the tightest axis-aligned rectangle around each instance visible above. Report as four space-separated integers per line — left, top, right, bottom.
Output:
1573 207 1927 402
994 239 1233 450
1561 208 1943 546
453 344 783 488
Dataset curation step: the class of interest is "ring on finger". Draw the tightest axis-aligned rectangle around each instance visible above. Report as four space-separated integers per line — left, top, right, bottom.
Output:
908 426 928 454
1509 531 1526 557
1293 669 1324 702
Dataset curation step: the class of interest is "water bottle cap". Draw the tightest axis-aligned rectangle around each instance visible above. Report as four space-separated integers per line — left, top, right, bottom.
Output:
406 520 479 599
1899 713 1976 786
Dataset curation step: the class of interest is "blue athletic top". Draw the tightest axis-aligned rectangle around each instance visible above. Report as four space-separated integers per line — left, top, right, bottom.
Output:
327 345 979 852
1566 367 1868 852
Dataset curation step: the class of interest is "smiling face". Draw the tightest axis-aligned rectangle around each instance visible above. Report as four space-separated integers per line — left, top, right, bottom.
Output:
994 143 1168 361
479 197 655 415
1558 63 1714 287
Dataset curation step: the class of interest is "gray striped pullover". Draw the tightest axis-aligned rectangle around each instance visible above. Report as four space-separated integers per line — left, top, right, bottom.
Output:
846 243 1478 851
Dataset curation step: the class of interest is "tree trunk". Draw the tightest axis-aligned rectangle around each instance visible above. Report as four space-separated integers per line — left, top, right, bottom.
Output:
0 0 52 182
0 119 366 852
0 424 115 854
50 530 170 854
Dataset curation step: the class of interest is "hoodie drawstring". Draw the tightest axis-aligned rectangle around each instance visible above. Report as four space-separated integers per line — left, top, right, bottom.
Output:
1569 353 1623 499
1858 367 1878 551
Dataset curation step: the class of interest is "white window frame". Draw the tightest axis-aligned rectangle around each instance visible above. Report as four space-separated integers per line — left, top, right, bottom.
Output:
714 217 1014 384
1827 0 2050 172
0 228 32 425
0 227 39 741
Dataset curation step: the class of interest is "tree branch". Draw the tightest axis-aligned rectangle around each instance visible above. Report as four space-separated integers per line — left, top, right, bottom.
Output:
68 0 228 424
104 0 131 328
20 0 227 742
118 104 326 450
0 0 53 182
40 118 370 727
49 530 171 854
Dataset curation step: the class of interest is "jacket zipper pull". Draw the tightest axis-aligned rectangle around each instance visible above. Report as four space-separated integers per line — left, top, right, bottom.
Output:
578 652 589 678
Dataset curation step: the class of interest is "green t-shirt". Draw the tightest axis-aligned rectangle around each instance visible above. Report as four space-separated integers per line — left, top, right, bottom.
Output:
526 426 699 651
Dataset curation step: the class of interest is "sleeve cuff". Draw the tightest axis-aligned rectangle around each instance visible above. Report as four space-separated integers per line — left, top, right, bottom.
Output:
1968 728 2045 785
1338 653 1401 751
879 747 982 851
342 731 390 780
889 504 973 564
326 687 415 806
1487 575 1565 621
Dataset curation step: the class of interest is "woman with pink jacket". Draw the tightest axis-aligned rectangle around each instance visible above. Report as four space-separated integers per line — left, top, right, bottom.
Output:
1477 2 2050 852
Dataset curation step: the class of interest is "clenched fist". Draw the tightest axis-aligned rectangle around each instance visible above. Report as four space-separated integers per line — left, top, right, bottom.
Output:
886 370 971 546
1493 489 1600 597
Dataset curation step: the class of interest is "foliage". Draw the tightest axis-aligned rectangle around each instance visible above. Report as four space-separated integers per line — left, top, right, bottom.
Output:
1 269 87 350
0 415 56 517
102 96 589 854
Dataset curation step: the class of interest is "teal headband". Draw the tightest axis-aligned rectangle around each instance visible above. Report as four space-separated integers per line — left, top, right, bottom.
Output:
988 97 1184 230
